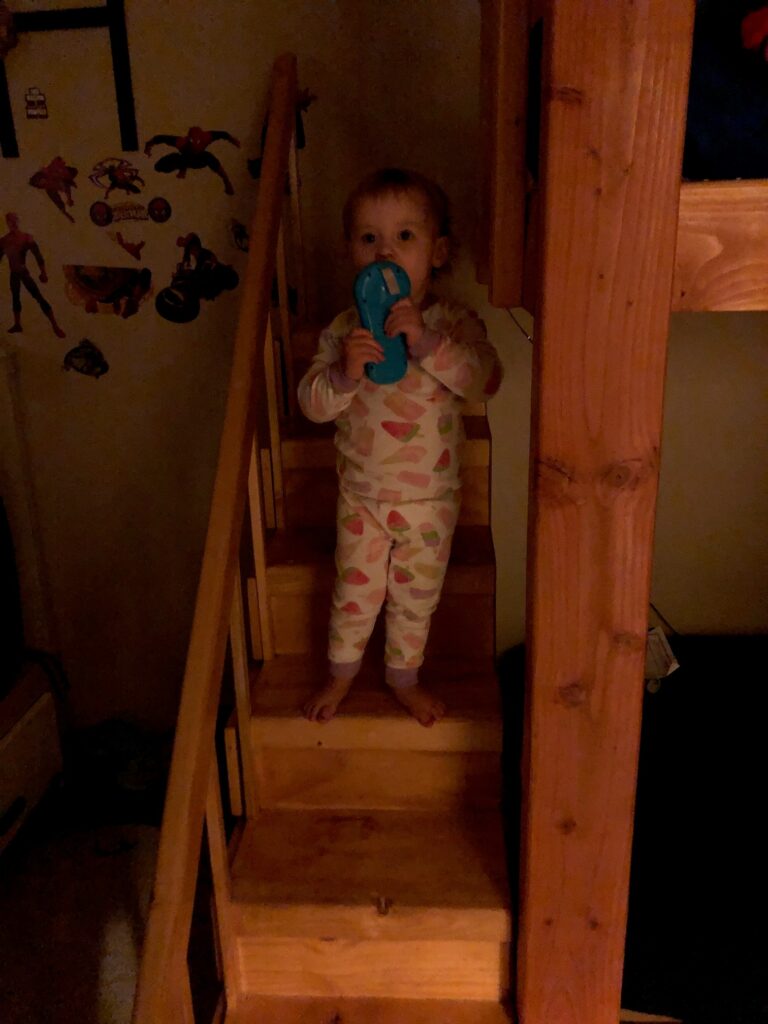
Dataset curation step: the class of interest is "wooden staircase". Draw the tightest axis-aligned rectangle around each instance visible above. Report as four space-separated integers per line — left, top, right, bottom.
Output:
131 54 511 1024
218 325 512 1014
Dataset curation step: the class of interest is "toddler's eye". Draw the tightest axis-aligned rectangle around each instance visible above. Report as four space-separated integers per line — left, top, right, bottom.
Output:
398 229 414 241
361 232 376 244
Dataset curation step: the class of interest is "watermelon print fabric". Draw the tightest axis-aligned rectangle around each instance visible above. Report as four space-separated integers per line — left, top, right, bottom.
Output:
328 487 460 678
297 297 500 686
297 299 501 503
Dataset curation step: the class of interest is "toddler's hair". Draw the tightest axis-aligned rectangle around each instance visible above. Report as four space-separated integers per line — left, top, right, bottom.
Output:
342 168 452 243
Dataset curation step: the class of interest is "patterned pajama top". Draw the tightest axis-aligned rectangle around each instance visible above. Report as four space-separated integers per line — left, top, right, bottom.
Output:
297 299 502 502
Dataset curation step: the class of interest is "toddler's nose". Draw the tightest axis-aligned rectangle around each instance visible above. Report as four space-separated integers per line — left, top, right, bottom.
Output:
376 243 394 261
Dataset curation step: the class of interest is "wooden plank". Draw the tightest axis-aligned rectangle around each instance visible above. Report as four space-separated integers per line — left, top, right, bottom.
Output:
223 710 243 818
233 902 509 944
229 568 259 817
267 592 495 658
259 448 276 530
288 133 308 323
224 995 513 1023
485 0 529 308
236 937 507 1000
229 809 509 915
248 441 274 661
283 466 490 527
264 319 286 528
276 222 297 415
257 747 502 812
248 654 502 753
205 759 240 1014
132 54 297 1024
245 576 263 663
520 4 693 1024
673 180 768 311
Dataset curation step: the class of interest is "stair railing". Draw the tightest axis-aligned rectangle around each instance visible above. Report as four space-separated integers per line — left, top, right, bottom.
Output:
132 53 298 1024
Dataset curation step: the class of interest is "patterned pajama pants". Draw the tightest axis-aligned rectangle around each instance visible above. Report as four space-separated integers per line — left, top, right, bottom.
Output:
328 486 460 688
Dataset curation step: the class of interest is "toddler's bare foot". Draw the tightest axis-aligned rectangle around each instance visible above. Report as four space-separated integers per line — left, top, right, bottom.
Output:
393 684 446 727
303 676 354 723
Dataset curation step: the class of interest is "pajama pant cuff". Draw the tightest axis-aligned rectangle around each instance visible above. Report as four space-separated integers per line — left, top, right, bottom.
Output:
385 665 420 689
329 657 362 680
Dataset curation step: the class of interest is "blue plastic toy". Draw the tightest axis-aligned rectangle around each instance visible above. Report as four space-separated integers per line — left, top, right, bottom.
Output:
354 260 411 385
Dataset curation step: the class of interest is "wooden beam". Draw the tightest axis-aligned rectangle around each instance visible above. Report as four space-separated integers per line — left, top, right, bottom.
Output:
519 4 693 1023
479 0 529 307
673 180 768 311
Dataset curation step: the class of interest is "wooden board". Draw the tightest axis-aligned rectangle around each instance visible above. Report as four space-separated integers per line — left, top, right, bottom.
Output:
267 592 495 658
256 747 502 812
265 524 495 593
284 465 490 528
224 995 513 1023
673 179 768 311
230 809 509 912
480 0 529 307
236 937 507 1000
520 3 694 1023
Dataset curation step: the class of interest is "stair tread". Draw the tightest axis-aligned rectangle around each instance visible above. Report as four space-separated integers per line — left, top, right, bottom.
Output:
266 523 495 570
252 654 501 720
230 808 510 915
225 995 513 1023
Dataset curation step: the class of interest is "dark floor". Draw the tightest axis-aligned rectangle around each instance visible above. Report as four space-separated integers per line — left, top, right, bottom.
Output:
0 720 169 1024
622 636 768 1024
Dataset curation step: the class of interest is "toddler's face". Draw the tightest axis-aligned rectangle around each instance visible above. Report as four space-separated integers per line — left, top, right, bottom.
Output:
348 190 448 304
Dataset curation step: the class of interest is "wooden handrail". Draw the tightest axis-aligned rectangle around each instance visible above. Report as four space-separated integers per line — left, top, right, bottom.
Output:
132 53 298 1023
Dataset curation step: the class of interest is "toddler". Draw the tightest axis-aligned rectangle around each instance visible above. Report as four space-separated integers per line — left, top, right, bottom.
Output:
297 168 501 726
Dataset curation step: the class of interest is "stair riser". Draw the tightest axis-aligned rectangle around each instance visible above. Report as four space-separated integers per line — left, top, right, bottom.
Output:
268 594 495 657
236 938 509 1000
256 748 502 812
283 466 490 527
281 436 490 471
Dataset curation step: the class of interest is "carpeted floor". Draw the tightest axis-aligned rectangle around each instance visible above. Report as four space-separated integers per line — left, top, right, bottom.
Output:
0 805 158 1024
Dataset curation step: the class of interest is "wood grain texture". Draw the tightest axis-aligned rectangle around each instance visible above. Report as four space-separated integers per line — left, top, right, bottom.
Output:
224 995 513 1023
267 592 495 658
481 0 529 307
236 937 507 1000
520 4 693 1023
673 180 768 311
257 747 502 812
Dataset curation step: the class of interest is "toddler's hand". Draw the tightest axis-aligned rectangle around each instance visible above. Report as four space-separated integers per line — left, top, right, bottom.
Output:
385 298 425 352
341 327 384 381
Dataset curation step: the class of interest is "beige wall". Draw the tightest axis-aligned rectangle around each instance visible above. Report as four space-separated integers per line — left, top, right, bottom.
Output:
0 2 764 729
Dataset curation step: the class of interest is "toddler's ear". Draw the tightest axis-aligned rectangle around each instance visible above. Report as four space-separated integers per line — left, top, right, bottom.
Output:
432 236 449 269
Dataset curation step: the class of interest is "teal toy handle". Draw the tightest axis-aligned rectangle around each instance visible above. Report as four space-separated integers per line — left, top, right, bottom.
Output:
354 260 411 385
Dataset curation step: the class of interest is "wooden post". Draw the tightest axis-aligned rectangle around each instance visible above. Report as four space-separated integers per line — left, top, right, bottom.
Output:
478 0 529 306
519 4 693 1023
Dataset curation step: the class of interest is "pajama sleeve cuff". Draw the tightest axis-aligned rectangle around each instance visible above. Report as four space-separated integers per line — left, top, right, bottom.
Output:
328 362 360 393
409 327 443 361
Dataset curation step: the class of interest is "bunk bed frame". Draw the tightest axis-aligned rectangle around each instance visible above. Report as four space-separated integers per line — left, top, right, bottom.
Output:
133 3 766 1022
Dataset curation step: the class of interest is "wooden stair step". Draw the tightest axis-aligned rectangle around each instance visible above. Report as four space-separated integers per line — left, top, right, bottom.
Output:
228 809 511 999
260 525 496 656
265 524 495 594
224 995 513 1022
280 414 491 469
251 653 502 746
226 655 503 813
